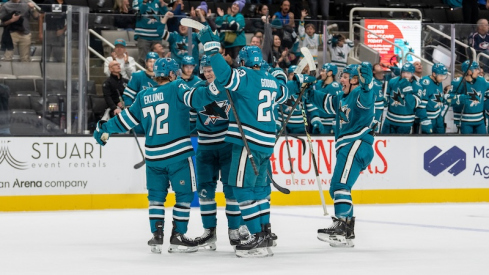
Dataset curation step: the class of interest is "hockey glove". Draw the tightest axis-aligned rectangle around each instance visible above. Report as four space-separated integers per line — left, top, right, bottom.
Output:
311 120 324 134
390 66 401 77
398 78 413 93
420 119 433 134
270 68 287 84
94 120 110 146
198 26 220 56
358 62 373 90
294 73 317 91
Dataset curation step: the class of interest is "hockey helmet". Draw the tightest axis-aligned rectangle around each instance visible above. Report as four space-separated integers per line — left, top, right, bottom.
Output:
461 60 480 73
181 55 196 67
432 63 448 76
344 64 359 79
153 58 180 77
288 65 297 74
238 46 263 68
322 63 338 76
200 55 212 74
146 52 159 61
401 62 415 74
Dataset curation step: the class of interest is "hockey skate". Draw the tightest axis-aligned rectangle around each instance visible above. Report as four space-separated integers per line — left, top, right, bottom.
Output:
235 232 269 258
317 217 355 248
147 221 164 254
262 223 277 256
168 222 199 253
195 227 217 250
229 228 240 248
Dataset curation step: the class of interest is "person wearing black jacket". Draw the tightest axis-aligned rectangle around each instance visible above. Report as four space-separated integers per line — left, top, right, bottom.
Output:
103 61 129 117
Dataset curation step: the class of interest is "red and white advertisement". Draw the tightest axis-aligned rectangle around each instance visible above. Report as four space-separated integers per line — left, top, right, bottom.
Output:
362 19 421 66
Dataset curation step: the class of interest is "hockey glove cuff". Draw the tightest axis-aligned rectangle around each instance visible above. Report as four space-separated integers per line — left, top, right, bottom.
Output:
420 119 433 134
203 42 220 56
198 25 220 45
94 120 110 146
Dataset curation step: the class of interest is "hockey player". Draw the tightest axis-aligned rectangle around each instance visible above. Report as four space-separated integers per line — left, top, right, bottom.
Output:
372 63 385 132
287 65 297 80
188 55 243 250
177 55 201 133
122 52 159 107
420 63 449 134
93 58 217 254
327 33 354 78
278 65 322 134
447 60 488 134
382 63 432 134
313 63 342 134
198 25 288 257
306 62 376 248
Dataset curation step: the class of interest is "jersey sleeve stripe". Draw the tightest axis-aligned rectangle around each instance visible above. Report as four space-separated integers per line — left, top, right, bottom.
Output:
126 109 140 124
116 113 131 131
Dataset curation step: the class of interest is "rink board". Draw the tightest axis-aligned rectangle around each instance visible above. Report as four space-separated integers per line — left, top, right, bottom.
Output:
1 136 488 211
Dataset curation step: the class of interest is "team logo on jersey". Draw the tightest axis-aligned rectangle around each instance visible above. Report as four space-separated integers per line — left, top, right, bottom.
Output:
339 102 350 126
142 82 154 91
467 89 481 107
431 91 444 108
200 100 231 125
176 39 188 55
337 51 345 59
424 146 466 176
391 89 406 106
422 79 430 85
479 41 489 50
145 8 160 24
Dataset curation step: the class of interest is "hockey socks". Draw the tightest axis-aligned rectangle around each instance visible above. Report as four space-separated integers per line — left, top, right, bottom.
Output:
239 200 261 234
199 199 217 229
257 199 270 225
173 203 191 234
333 189 353 218
149 201 165 233
225 199 242 230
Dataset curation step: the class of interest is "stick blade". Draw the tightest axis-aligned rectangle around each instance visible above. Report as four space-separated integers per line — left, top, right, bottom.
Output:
294 58 308 74
134 160 145 169
180 18 205 31
300 47 316 71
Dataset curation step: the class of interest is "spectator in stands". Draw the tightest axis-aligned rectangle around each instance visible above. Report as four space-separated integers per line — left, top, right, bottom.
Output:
132 0 168 66
113 0 136 30
272 0 295 28
104 39 137 79
216 0 247 60
413 61 423 81
103 60 129 117
251 4 268 33
0 83 9 135
327 33 354 77
250 35 262 48
470 18 489 52
0 0 39 62
151 42 169 58
38 0 66 62
299 9 323 66
161 12 201 74
306 0 329 22
272 35 293 69
191 2 217 31
166 0 185 33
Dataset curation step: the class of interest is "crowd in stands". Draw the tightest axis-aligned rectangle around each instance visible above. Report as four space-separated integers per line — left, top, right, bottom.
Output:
0 0 489 135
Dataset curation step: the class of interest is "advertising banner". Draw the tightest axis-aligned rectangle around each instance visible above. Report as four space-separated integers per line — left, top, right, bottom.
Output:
362 19 421 66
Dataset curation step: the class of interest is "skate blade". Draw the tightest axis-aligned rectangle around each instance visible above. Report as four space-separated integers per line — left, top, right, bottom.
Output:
272 240 277 247
149 245 162 254
266 247 274 257
168 244 199 253
235 247 268 258
198 242 217 251
321 235 354 248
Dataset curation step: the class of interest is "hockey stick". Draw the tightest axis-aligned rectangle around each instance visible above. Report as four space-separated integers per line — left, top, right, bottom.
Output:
294 58 308 74
299 102 328 216
280 105 296 185
301 47 317 75
224 89 259 176
275 83 309 138
288 134 306 155
131 130 146 169
181 18 205 31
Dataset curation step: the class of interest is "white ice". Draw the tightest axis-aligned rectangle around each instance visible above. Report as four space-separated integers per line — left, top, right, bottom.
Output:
1 204 488 275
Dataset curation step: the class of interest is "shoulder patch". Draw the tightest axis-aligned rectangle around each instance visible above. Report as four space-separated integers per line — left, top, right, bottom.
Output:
422 79 429 85
237 69 246 77
332 82 339 87
209 82 219 94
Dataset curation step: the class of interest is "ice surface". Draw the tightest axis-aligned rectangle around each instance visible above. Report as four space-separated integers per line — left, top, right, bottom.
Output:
1 204 488 275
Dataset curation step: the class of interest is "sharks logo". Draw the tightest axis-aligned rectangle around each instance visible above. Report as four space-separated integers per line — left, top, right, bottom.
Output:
337 51 345 59
176 37 188 56
391 89 405 106
144 8 160 24
432 90 444 108
339 102 350 126
200 100 231 125
467 88 481 107
142 82 154 91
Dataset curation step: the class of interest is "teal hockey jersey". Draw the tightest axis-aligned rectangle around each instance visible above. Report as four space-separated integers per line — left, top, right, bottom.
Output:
133 0 168 41
448 76 488 125
313 80 342 127
123 70 157 107
210 54 288 154
420 76 446 120
384 77 427 126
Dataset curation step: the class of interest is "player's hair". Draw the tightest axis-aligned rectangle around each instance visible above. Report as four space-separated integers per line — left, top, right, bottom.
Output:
305 23 315 32
151 42 163 51
373 63 382 71
154 76 171 83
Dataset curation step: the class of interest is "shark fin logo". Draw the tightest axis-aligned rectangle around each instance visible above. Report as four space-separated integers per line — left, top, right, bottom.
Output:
0 141 29 170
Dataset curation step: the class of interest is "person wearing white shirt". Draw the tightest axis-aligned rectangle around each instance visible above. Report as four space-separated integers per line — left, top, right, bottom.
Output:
104 38 136 79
